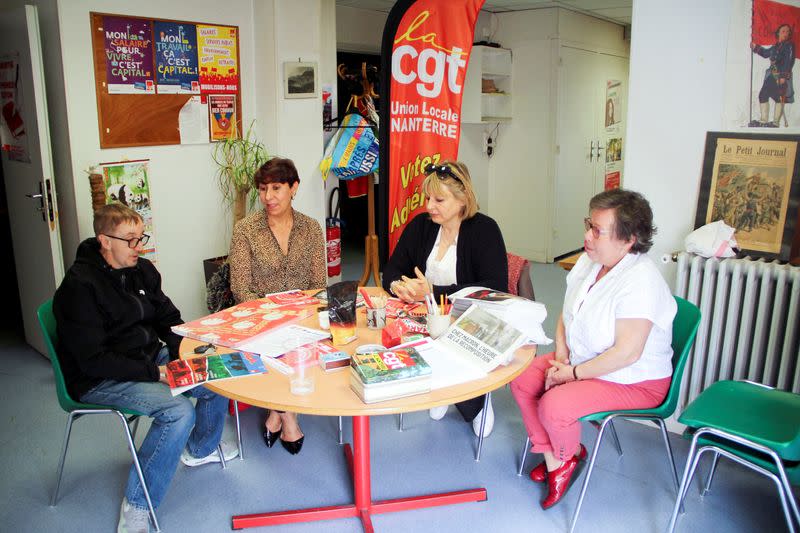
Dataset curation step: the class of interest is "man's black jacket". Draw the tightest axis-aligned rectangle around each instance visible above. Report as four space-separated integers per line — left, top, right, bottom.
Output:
53 238 183 399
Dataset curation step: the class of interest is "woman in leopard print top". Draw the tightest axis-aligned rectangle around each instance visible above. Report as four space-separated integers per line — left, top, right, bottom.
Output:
229 157 325 455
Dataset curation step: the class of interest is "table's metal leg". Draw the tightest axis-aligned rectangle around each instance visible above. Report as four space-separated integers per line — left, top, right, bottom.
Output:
474 392 491 461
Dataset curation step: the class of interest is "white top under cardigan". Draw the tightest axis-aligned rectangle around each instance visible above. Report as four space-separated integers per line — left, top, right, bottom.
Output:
424 228 458 287
563 252 676 384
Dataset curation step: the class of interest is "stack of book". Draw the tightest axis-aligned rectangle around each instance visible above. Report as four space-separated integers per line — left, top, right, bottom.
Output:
349 346 432 403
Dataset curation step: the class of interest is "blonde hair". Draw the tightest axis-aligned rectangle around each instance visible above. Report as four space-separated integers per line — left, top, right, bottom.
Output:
93 203 142 236
421 160 479 219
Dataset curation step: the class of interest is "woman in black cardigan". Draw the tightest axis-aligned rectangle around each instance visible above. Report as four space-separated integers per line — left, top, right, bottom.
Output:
382 160 508 437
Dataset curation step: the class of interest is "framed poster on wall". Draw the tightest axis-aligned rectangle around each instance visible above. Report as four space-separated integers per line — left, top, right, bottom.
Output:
695 131 800 261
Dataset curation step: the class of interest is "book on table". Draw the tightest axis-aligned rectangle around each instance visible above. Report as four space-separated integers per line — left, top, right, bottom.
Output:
170 297 314 349
166 351 266 396
349 346 432 403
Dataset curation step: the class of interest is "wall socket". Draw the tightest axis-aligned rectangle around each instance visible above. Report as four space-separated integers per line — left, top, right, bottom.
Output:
483 131 494 157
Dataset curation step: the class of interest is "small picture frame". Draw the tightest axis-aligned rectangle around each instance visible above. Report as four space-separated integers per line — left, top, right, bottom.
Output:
695 131 800 261
283 61 318 99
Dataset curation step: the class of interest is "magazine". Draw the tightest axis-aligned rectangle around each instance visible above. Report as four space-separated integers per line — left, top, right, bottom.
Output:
166 351 266 396
263 289 321 307
438 304 527 372
349 346 432 403
448 287 551 345
170 299 313 348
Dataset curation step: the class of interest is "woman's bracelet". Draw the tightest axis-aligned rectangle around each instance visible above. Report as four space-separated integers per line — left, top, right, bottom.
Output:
572 365 579 381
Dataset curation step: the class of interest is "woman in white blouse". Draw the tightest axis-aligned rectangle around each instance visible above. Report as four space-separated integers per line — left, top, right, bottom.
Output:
510 189 676 510
382 160 508 437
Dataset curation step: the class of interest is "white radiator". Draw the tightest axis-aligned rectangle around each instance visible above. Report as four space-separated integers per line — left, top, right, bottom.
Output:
674 252 800 412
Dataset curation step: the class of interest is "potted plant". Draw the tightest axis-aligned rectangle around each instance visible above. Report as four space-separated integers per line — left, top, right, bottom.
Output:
204 121 269 285
212 121 269 227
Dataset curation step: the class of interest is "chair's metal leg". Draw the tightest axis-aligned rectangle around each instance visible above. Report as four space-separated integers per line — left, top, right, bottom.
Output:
569 417 609 533
398 413 404 431
655 418 684 513
655 420 681 491
130 416 140 440
666 433 703 533
774 455 800 527
474 392 491 462
51 413 76 506
115 411 160 532
217 443 226 469
701 451 719 496
337 416 343 445
517 437 531 476
607 419 623 457
233 401 243 460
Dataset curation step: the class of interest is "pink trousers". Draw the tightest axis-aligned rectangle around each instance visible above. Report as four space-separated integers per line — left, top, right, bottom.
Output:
510 352 671 461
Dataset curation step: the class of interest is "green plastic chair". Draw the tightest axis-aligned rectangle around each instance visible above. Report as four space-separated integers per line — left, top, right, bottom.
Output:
38 300 161 532
666 380 800 533
516 296 701 532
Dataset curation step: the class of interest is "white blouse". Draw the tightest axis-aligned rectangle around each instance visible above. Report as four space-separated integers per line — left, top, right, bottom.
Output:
425 228 458 287
563 253 676 384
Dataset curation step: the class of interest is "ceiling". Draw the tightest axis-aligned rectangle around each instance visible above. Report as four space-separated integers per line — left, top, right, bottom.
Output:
335 0 632 26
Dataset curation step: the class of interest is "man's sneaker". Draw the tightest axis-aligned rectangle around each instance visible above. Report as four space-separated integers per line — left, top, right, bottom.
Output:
429 405 449 420
180 440 239 467
472 397 495 437
117 497 150 533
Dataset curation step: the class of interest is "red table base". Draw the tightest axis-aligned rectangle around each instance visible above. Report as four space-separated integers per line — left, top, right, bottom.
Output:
231 415 487 532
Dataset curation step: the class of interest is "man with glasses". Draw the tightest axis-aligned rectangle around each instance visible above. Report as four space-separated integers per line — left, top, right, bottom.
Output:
53 204 236 533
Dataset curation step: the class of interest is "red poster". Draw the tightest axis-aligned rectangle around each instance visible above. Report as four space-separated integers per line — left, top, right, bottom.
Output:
753 0 800 58
386 0 484 254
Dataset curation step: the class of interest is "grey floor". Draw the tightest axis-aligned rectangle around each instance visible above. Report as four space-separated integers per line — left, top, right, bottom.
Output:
0 250 794 532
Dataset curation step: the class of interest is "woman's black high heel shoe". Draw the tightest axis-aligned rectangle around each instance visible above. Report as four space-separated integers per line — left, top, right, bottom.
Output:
262 427 281 448
280 435 304 455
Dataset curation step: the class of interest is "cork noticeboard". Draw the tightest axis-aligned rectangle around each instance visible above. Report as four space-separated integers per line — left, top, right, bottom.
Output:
89 12 242 148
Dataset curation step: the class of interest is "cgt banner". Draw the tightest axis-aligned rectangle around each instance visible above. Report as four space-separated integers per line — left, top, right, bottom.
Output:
379 0 484 256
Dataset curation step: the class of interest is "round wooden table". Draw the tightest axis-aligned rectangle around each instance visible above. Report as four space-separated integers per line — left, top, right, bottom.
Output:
181 303 535 532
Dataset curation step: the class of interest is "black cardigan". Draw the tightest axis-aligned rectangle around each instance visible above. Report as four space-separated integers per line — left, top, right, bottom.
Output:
382 212 508 300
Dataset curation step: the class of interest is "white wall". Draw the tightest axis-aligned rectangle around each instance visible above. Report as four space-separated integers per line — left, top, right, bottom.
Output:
625 0 732 286
335 5 387 53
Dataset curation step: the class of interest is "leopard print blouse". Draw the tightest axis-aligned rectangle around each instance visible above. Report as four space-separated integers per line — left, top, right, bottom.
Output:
229 209 326 303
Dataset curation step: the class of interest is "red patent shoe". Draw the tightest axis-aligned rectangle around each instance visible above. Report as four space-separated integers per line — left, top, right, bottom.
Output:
529 461 547 483
540 444 587 510
531 445 587 483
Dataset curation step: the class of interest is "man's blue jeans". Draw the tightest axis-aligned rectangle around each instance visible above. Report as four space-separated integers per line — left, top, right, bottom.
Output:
81 347 228 510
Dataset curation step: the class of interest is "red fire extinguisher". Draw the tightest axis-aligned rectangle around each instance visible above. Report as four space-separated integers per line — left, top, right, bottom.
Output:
326 188 342 277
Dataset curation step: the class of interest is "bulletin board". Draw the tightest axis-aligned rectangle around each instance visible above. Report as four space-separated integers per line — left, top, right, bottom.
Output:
89 12 242 148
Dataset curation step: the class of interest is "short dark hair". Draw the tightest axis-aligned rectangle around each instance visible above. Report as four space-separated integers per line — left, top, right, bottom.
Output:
254 157 300 188
589 188 655 253
93 203 142 236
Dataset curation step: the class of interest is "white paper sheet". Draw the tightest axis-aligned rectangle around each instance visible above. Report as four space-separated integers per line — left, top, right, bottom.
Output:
237 325 330 358
179 96 210 144
409 338 486 390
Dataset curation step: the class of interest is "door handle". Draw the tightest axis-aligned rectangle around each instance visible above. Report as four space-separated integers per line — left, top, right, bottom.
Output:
589 140 595 162
26 182 46 219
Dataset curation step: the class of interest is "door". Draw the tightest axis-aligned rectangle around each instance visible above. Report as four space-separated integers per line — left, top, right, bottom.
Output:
553 46 598 258
0 5 64 356
552 46 628 259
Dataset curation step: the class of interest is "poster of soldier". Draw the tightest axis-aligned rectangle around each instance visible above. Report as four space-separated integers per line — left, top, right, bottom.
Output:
696 132 800 259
